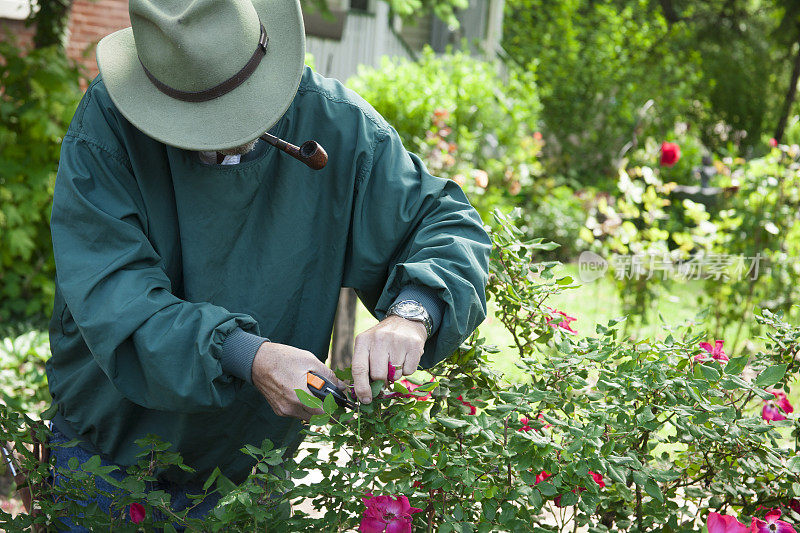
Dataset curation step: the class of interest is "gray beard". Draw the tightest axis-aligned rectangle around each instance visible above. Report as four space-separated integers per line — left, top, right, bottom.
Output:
219 139 258 156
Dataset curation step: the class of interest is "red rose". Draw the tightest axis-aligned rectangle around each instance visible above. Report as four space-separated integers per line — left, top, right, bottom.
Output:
129 502 146 524
660 142 681 167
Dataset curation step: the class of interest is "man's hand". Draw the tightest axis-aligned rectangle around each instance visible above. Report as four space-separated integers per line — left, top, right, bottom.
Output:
352 315 427 403
251 342 344 420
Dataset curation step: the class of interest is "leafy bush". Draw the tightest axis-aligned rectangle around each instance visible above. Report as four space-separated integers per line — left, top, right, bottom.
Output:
0 331 50 416
699 142 800 350
502 0 703 183
2 211 798 531
347 48 543 218
502 0 786 182
347 48 589 257
0 37 83 336
581 157 717 329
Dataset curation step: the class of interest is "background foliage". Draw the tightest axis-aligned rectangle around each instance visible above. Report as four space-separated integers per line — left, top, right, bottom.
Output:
502 0 793 183
0 36 82 337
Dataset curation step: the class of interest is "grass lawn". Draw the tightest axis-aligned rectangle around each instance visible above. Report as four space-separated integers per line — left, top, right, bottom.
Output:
355 263 758 383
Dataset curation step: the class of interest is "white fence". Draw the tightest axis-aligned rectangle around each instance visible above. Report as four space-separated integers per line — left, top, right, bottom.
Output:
306 4 413 83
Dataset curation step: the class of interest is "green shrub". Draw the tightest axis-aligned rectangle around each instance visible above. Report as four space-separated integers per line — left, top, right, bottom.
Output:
347 48 588 257
502 0 784 182
0 38 83 336
699 143 800 350
2 211 798 531
0 331 50 416
347 48 543 219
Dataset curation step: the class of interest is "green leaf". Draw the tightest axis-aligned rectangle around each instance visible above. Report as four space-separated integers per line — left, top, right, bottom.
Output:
370 380 385 397
40 402 58 420
323 392 337 415
482 499 498 521
724 356 748 375
436 416 468 429
644 478 663 502
82 455 101 472
333 367 353 381
203 467 221 491
558 491 578 506
754 364 788 388
788 456 800 473
294 389 322 409
537 482 557 496
753 387 777 400
416 381 439 392
720 375 749 390
698 364 720 382
605 464 627 485
309 414 329 426
608 317 626 327
413 449 432 466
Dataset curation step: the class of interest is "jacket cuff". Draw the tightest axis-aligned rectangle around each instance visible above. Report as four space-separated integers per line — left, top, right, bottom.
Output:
393 285 445 335
220 328 269 384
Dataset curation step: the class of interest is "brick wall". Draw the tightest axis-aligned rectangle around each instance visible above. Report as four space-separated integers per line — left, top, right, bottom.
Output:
65 0 130 80
0 17 35 48
0 0 128 80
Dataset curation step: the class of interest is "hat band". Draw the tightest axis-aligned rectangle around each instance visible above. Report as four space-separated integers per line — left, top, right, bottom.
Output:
139 23 269 103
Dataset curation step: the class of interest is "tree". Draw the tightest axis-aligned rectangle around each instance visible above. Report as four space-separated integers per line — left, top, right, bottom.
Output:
26 0 73 49
502 0 790 181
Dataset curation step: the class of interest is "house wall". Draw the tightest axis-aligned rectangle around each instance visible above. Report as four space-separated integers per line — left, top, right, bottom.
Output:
0 17 34 47
399 13 433 54
66 0 130 80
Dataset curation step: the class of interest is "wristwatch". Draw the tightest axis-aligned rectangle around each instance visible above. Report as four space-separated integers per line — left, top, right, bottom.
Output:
387 300 433 338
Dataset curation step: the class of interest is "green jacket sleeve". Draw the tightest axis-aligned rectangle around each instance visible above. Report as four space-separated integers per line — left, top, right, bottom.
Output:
342 126 491 368
51 135 259 413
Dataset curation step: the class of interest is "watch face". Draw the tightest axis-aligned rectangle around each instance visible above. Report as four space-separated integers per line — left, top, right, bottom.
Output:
395 301 423 316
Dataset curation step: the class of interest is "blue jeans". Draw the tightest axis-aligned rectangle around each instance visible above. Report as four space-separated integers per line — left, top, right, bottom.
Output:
48 424 220 531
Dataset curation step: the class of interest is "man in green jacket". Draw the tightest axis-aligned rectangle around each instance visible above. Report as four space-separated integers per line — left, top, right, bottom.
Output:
46 0 490 523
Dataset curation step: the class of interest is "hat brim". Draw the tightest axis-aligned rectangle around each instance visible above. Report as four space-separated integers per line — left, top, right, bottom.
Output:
97 0 305 151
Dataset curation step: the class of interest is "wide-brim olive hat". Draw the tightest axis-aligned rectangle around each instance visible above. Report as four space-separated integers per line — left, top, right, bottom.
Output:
97 0 305 151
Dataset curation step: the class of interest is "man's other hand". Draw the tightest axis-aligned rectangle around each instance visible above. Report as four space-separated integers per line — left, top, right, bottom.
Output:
352 315 427 403
251 343 344 420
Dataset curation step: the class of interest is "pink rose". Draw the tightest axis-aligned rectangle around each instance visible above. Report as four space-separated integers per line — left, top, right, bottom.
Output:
360 493 422 533
545 307 577 334
696 340 729 364
706 511 748 533
751 509 797 533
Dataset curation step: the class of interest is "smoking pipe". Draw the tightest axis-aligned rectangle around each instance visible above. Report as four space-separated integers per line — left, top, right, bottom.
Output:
259 132 328 170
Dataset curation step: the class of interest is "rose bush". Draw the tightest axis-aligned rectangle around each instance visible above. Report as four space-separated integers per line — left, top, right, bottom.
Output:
1 210 799 531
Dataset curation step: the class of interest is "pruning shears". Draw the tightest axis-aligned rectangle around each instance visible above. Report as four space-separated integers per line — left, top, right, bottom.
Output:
306 371 356 410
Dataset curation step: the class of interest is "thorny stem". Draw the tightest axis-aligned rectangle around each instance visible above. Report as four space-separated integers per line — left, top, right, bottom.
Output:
503 417 511 486
635 479 643 531
426 494 434 533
